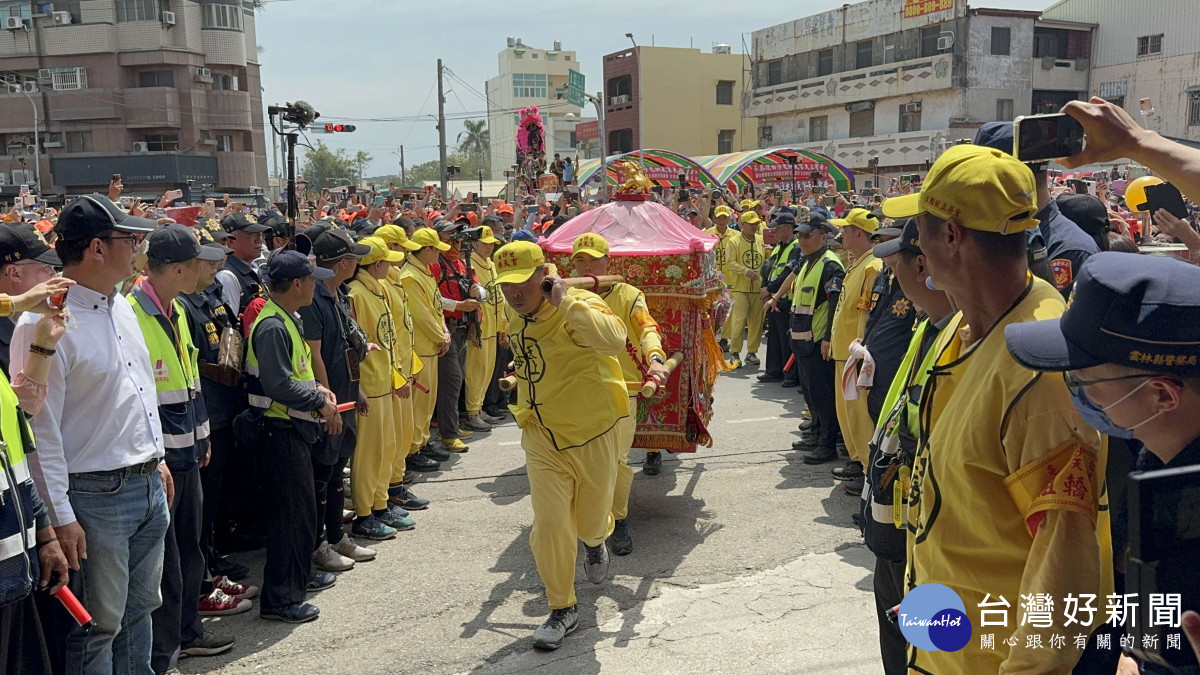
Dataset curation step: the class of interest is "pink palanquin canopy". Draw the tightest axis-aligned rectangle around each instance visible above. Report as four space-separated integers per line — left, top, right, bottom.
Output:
541 198 716 256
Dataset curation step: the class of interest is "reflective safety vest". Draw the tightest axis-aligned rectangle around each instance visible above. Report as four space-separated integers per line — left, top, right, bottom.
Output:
766 239 798 287
790 249 843 342
245 299 320 423
129 286 207 470
0 368 39 582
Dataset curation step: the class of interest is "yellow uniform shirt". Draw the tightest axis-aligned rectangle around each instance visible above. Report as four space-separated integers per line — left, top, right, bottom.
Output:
506 288 628 450
723 233 766 293
829 251 882 361
907 277 1110 674
346 271 401 398
705 226 739 284
472 251 508 339
384 266 422 384
599 282 666 394
399 258 447 358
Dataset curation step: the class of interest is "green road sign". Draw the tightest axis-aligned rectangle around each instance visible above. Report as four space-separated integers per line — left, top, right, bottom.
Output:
567 69 585 107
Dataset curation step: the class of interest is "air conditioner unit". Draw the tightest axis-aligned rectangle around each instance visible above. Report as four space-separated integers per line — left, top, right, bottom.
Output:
37 69 51 82
25 144 36 156
23 81 37 93
161 10 175 27
11 171 33 185
905 102 922 113
610 94 630 105
1041 56 1056 70
51 10 71 25
201 139 218 146
132 142 149 153
5 16 25 30
0 175 8 187
42 140 61 148
196 67 211 79
937 35 954 51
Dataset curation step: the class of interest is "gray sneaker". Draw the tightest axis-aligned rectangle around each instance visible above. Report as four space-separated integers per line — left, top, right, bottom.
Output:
532 606 579 650
463 414 493 432
479 410 505 425
584 541 609 584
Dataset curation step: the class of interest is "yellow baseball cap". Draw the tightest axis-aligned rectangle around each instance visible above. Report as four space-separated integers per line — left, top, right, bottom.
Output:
843 207 880 234
479 225 501 245
739 199 763 211
410 227 451 251
739 211 763 226
571 233 609 259
713 205 732 219
376 224 421 251
359 236 405 265
493 240 545 285
882 145 1040 234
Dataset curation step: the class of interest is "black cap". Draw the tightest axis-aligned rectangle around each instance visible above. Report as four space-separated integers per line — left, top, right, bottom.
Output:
873 219 922 258
871 226 903 242
973 121 1015 156
202 242 232 256
0 222 61 266
55 195 157 241
796 215 829 235
259 213 288 238
312 228 370 262
147 224 225 263
294 222 332 256
264 250 334 283
771 212 796 228
1005 252 1200 375
1055 193 1110 239
220 213 269 234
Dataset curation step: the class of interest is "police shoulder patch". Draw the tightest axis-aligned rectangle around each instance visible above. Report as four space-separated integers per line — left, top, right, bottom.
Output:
1050 258 1073 290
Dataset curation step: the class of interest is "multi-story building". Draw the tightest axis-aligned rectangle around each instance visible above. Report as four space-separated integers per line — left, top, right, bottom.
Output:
1041 0 1200 145
748 0 1093 182
603 44 749 158
0 0 269 199
485 38 589 180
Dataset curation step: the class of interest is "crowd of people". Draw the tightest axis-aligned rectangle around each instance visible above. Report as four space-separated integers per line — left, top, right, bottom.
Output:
0 95 1199 675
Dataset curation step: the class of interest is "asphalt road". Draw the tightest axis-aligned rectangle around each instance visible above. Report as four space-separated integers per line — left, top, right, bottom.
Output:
187 346 882 675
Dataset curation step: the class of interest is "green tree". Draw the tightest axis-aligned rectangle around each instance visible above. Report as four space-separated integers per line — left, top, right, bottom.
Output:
350 150 373 185
300 140 356 188
405 153 470 185
457 119 490 179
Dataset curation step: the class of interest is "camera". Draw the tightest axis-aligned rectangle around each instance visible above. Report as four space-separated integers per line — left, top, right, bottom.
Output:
451 226 484 243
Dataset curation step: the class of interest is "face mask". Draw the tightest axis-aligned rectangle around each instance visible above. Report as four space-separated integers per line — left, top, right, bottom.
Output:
925 275 938 291
1068 377 1163 439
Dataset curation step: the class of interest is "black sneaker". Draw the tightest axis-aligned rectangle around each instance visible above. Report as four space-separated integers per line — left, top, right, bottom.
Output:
421 443 451 462
791 436 819 450
208 554 250 582
609 519 633 556
532 606 579 650
180 631 235 658
802 449 837 464
718 337 729 352
261 602 320 624
781 379 799 388
405 454 440 472
756 373 783 382
797 419 814 431
307 571 336 593
643 451 662 476
842 476 865 496
832 461 864 481
745 353 760 366
483 405 510 419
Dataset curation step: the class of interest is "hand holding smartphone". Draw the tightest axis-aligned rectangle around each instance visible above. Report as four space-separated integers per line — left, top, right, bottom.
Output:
1013 113 1086 163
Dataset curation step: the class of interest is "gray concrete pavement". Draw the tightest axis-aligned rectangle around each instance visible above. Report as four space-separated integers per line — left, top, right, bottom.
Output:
188 349 882 675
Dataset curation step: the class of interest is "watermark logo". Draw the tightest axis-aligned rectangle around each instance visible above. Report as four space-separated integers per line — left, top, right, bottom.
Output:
898 583 972 652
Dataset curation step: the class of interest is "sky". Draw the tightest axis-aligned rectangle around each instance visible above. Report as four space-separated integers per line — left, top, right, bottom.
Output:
255 0 1055 179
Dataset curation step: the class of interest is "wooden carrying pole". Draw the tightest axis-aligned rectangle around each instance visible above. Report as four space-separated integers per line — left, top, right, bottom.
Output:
639 351 685 398
540 274 624 294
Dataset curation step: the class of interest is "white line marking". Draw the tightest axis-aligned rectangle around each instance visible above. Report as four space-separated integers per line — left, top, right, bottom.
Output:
498 441 522 446
726 416 780 424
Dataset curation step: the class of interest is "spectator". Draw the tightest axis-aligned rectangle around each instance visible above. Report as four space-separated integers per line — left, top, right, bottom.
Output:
0 223 71 375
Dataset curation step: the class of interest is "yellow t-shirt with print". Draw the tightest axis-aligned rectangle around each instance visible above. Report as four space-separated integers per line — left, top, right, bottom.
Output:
399 258 446 358
346 271 401 398
384 266 422 385
906 277 1112 675
472 250 508 339
829 251 882 361
705 226 738 283
723 233 766 294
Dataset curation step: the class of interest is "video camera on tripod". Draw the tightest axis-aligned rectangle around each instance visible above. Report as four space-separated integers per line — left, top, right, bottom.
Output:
451 226 485 244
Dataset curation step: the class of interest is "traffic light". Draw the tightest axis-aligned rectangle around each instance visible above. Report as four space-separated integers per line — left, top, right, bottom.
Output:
324 123 356 133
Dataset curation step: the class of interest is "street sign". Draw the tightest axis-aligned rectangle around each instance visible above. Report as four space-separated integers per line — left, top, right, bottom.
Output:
567 69 586 107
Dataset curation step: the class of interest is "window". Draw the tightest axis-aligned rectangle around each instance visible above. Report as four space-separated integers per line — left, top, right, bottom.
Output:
921 26 941 58
1138 34 1163 57
216 134 234 152
116 0 161 22
809 115 828 143
849 107 875 138
49 67 87 91
202 2 243 30
138 70 174 87
991 27 1011 56
66 131 92 153
717 129 735 154
1188 90 1200 126
512 73 547 99
212 73 238 91
144 134 179 152
817 49 834 77
898 102 922 133
996 98 1014 121
767 60 782 86
1034 28 1069 59
3 2 30 22
609 129 633 154
568 131 577 148
855 40 873 70
607 75 631 100
52 1 81 23
883 34 896 64
716 80 734 105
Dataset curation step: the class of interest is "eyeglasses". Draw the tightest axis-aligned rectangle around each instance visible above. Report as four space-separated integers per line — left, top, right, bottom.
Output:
103 233 143 248
1063 370 1153 397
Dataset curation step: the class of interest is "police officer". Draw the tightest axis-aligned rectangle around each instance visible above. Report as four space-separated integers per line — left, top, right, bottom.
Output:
974 121 1099 296
132 225 235 669
215 212 270 321
1005 252 1200 674
758 212 800 385
243 251 340 624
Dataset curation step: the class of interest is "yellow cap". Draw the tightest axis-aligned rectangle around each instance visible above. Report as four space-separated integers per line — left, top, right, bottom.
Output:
376 224 421 251
410 227 451 251
843 207 880 234
739 199 762 211
478 225 501 244
829 218 848 229
360 236 405 265
739 211 763 226
713 205 732 218
571 232 609 259
881 145 1039 234
493 241 545 285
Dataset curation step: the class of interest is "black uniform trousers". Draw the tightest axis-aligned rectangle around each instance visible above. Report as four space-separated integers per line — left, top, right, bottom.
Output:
151 466 205 673
793 340 839 452
258 422 317 610
873 555 907 675
435 325 468 439
764 299 797 381
311 411 356 546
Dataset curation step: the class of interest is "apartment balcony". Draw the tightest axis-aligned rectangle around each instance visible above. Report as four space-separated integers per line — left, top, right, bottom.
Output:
1031 57 1090 93
204 90 253 131
801 129 954 170
216 151 258 187
0 92 39 130
751 54 956 118
123 87 182 128
47 88 122 122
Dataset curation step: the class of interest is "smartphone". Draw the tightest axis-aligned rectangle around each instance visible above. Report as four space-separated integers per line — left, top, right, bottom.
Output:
825 196 838 207
374 195 384 206
49 288 68 309
1066 179 1089 195
1013 113 1085 163
460 203 479 213
112 174 121 183
1142 182 1189 219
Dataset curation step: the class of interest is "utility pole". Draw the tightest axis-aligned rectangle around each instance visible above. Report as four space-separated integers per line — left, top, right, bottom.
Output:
437 59 448 198
400 145 406 185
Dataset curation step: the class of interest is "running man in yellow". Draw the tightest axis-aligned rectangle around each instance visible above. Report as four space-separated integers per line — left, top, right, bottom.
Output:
464 223 507 430
399 228 452 476
570 233 669 557
724 211 766 369
495 241 628 652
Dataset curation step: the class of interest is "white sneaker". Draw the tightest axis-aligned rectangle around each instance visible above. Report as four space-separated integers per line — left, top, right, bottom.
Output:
313 540 355 572
335 534 377 562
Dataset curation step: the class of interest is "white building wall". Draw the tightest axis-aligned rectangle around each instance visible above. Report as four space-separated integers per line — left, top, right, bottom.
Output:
1041 0 1200 66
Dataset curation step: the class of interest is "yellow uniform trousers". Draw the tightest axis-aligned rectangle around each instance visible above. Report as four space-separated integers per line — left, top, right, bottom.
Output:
611 395 638 522
464 335 497 417
352 393 401 516
410 355 439 454
834 359 874 465
525 419 620 610
390 393 416 487
728 290 765 356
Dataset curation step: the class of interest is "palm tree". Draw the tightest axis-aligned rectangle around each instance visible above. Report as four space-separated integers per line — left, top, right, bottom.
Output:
457 120 490 174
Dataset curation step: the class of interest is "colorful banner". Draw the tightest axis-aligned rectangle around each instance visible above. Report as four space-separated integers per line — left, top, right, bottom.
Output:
613 165 703 185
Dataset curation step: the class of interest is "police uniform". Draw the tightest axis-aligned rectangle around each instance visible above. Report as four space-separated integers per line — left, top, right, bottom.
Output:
723 214 767 361
762 213 801 382
465 226 506 420
399 229 451 463
215 213 271 321
861 264 916 423
1036 198 1099 297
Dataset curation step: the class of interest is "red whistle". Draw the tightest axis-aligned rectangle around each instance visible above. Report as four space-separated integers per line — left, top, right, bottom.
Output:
53 586 95 629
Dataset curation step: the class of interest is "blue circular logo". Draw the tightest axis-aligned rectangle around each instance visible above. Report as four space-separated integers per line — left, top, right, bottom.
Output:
897 583 972 653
